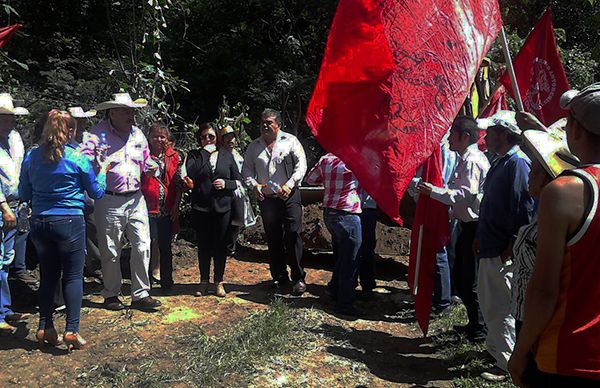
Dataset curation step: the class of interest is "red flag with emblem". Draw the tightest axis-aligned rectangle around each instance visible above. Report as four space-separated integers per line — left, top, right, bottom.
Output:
306 0 502 334
499 10 569 125
0 24 22 48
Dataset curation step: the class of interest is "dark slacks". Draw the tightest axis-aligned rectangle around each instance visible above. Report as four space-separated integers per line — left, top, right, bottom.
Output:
193 209 230 283
31 215 85 333
258 192 305 283
149 215 174 287
358 208 377 291
454 221 485 332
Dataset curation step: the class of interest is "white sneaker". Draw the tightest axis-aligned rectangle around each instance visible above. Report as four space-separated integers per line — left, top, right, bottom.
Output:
480 366 507 382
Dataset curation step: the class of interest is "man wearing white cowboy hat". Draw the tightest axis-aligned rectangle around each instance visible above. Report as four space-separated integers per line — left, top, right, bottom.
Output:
0 92 29 333
80 92 161 312
68 107 97 144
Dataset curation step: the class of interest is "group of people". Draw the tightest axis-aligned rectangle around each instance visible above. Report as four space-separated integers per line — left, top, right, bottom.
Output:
415 85 600 386
0 91 378 352
1 80 599 385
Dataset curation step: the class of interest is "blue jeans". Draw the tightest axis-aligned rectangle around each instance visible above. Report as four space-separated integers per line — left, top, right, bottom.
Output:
31 215 85 332
0 219 16 320
433 246 451 311
324 209 362 310
10 229 28 275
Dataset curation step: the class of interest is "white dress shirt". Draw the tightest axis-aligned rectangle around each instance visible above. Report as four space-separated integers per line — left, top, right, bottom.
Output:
242 130 307 195
430 143 490 222
0 130 24 203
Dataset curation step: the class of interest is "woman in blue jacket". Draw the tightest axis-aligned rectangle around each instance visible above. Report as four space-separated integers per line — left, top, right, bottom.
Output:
19 110 110 351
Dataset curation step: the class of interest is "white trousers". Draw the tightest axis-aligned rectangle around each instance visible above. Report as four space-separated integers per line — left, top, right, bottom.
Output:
94 192 151 301
477 256 516 371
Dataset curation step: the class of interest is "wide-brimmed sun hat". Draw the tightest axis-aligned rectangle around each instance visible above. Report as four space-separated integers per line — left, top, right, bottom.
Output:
523 122 578 178
560 83 600 135
68 106 97 118
95 92 147 111
0 93 29 115
477 110 520 135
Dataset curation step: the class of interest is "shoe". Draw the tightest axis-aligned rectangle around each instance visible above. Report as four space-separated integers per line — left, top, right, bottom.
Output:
336 306 362 318
214 282 226 297
271 278 290 290
0 321 17 334
357 289 375 301
131 296 162 311
150 274 161 285
36 328 62 347
291 280 307 295
103 296 125 311
63 332 87 352
432 305 452 317
480 366 508 382
467 330 486 343
195 282 210 297
451 295 463 304
453 324 470 334
5 312 31 323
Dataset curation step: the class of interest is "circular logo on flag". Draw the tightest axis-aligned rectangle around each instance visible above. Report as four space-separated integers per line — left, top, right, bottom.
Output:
524 58 557 114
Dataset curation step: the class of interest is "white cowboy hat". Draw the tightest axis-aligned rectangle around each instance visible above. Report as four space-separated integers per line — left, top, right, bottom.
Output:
68 106 97 118
477 110 520 135
523 125 578 178
219 125 237 138
0 93 29 115
94 92 148 111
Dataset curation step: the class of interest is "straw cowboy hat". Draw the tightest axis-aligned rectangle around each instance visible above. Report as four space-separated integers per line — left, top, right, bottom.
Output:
94 92 148 111
477 110 521 135
523 122 578 178
68 106 97 118
0 93 29 115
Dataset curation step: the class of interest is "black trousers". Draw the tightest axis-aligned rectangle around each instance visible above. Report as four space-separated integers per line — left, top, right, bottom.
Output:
149 215 174 287
259 191 305 283
358 208 377 291
193 209 231 283
454 221 485 332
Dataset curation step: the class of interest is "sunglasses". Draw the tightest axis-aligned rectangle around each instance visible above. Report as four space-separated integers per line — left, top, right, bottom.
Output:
200 134 216 140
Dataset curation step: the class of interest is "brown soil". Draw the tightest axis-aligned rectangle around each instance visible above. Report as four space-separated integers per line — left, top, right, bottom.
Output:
0 212 461 387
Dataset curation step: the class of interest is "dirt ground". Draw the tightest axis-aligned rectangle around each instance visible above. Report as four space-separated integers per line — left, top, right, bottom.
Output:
0 210 466 387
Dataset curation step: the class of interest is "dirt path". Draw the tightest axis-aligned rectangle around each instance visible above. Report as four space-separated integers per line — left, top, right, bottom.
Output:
0 239 460 387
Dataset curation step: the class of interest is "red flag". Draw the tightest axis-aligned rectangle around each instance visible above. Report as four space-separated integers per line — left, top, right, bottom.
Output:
306 0 502 334
499 10 569 125
0 24 22 49
306 0 502 224
408 147 449 335
477 85 508 150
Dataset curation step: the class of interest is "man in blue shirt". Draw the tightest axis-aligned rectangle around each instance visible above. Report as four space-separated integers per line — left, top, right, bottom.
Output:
475 111 534 382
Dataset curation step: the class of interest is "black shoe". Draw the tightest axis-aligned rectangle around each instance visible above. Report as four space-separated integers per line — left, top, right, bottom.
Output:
103 296 125 311
357 289 375 301
432 305 453 317
291 280 307 295
12 271 38 285
131 296 162 311
467 330 486 343
271 278 290 290
337 306 362 318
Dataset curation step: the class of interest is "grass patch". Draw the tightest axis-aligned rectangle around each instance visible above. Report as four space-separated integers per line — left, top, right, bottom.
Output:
79 299 319 387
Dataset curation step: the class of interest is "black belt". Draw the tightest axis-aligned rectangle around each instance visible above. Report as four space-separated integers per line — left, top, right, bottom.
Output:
105 190 139 197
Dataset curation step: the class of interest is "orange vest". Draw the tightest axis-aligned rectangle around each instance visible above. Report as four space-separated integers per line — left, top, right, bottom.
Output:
535 165 600 379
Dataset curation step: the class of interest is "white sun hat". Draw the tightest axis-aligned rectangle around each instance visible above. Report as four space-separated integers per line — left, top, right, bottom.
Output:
68 106 97 118
95 92 148 111
0 93 29 115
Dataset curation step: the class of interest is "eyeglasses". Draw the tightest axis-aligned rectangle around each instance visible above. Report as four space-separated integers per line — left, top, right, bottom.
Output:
201 134 216 140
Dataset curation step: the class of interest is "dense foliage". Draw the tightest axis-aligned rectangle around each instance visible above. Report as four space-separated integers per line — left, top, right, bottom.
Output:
1 0 599 149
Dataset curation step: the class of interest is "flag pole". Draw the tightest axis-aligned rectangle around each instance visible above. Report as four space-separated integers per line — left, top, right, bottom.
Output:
413 224 424 296
499 27 524 111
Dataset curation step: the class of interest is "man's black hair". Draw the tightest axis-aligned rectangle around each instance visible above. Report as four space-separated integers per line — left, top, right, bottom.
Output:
452 115 479 144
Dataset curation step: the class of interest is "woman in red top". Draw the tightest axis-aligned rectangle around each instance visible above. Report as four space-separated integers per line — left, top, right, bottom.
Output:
141 123 182 292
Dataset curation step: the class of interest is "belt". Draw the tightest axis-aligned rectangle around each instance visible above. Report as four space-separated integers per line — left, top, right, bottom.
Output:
105 190 140 197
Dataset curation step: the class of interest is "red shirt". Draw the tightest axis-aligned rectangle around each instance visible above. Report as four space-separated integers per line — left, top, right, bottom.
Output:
305 153 362 213
141 147 181 215
535 165 600 380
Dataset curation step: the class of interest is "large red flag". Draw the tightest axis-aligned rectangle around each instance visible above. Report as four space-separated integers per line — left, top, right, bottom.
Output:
306 0 502 224
0 24 22 49
408 147 449 335
499 10 569 125
306 0 502 334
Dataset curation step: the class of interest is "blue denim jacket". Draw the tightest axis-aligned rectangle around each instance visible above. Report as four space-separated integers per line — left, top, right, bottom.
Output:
477 146 535 258
18 144 107 216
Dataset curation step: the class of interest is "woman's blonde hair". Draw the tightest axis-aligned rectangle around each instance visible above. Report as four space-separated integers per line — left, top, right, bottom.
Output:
40 109 77 162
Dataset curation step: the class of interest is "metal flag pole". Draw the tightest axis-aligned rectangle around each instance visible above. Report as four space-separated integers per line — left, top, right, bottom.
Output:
499 26 524 111
413 224 424 296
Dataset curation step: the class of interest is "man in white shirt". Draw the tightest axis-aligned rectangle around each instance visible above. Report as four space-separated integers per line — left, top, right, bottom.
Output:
242 109 307 295
419 115 490 341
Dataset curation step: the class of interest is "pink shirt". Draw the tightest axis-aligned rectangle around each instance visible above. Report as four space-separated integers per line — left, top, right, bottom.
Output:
79 120 152 193
305 153 362 214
